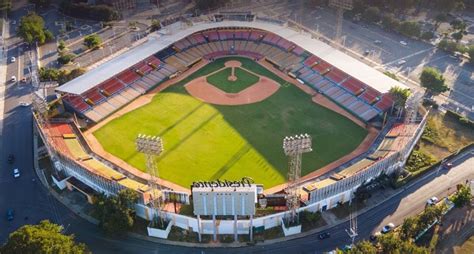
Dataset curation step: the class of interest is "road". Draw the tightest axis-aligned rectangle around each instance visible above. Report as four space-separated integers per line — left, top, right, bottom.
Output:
1 2 473 253
222 0 473 119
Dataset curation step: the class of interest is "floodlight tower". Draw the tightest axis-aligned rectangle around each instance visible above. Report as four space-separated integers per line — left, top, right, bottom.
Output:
135 134 165 225
404 92 423 124
283 134 312 224
32 96 59 166
328 0 353 44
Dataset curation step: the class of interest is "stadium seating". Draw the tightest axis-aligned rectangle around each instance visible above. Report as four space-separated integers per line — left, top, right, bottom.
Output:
62 27 394 124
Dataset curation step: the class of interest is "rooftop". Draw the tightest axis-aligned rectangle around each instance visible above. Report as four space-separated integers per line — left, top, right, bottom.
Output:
303 178 336 192
57 20 407 95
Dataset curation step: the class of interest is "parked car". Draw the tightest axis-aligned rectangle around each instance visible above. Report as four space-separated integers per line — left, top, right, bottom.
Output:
381 223 395 234
7 154 14 164
6 209 14 221
319 232 331 240
13 168 20 178
397 60 406 65
11 76 16 82
444 162 453 169
427 196 439 206
19 102 30 107
10 56 15 63
364 49 371 56
400 41 408 46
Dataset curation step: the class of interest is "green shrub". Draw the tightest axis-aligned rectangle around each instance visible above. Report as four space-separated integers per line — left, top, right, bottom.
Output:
405 150 436 172
57 53 75 65
421 31 434 40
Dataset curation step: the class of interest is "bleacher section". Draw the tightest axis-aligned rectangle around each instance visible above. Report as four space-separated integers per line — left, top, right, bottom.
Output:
62 55 173 123
45 122 154 200
62 27 394 123
296 50 394 121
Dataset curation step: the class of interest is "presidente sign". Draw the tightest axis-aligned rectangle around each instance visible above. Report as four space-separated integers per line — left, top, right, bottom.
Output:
192 177 254 189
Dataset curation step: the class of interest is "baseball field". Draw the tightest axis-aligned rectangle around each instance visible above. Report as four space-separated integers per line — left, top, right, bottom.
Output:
93 57 368 189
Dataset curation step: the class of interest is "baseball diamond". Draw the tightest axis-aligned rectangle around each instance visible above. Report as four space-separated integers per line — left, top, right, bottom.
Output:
91 57 368 189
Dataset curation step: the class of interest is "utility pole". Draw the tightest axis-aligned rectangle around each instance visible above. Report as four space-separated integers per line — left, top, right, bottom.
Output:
283 134 312 225
328 0 353 45
345 206 358 247
135 134 165 227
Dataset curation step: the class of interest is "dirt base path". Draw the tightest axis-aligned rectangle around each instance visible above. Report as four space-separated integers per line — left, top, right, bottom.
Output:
185 76 279 105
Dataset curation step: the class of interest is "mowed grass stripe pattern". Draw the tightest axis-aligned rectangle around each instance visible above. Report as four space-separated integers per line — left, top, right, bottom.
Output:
94 92 284 188
94 57 367 188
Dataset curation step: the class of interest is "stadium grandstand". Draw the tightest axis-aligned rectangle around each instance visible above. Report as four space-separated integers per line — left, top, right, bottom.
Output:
56 21 407 123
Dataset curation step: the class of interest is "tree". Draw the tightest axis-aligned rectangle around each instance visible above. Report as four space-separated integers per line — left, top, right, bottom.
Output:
59 1 118 21
349 240 377 254
39 67 60 81
18 12 52 44
0 220 88 253
419 67 448 94
418 205 443 230
150 19 161 32
399 241 430 254
381 13 399 31
377 232 402 253
399 21 421 38
435 0 460 12
468 45 474 64
389 86 411 108
29 0 51 8
57 68 85 85
450 19 467 33
58 39 67 52
195 0 224 11
452 31 463 42
0 0 12 12
451 184 472 207
421 31 434 40
92 189 139 235
400 216 419 240
83 34 102 50
57 53 75 65
438 39 465 53
434 13 447 30
364 7 381 23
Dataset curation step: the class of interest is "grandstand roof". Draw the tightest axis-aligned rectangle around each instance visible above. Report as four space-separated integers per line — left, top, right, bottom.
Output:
57 20 407 95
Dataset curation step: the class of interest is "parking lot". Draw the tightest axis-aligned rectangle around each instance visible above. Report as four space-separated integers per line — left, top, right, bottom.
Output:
223 0 473 119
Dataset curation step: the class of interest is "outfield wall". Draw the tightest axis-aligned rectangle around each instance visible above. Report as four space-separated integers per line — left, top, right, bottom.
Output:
129 113 428 238
34 106 427 239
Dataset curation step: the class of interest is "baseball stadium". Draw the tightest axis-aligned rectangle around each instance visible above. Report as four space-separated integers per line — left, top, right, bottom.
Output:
35 15 427 238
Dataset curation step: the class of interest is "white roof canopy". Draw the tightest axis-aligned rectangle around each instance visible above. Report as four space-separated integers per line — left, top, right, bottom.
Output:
56 20 407 95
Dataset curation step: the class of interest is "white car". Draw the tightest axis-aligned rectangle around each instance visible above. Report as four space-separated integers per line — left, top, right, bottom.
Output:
381 223 395 234
10 56 16 63
13 168 20 178
374 40 382 44
11 76 16 82
397 60 406 65
19 102 30 107
400 41 408 46
427 196 439 206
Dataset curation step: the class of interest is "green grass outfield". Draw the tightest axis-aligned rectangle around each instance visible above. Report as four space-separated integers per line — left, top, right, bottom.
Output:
206 67 259 93
93 57 368 189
